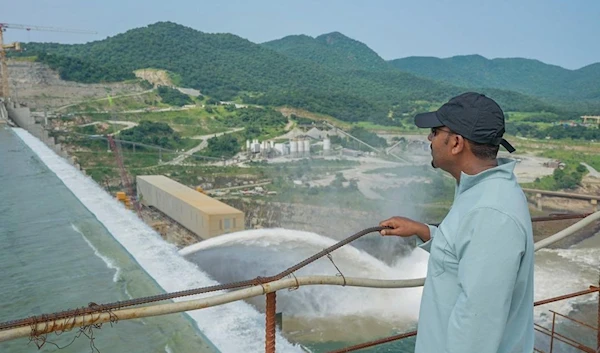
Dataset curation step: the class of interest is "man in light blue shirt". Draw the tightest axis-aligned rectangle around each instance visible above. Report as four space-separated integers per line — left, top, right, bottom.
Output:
380 92 534 353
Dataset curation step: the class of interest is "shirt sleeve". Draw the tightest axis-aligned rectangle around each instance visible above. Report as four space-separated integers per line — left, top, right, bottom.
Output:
444 208 526 353
417 224 438 253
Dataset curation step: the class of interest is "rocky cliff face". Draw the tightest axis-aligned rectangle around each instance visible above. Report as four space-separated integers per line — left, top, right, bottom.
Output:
8 60 142 110
134 69 173 87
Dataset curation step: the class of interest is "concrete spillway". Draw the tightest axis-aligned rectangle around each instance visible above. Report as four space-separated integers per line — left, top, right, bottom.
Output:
2 99 83 169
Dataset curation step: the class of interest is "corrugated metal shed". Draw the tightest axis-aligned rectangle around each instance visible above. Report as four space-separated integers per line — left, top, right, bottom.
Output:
306 127 325 139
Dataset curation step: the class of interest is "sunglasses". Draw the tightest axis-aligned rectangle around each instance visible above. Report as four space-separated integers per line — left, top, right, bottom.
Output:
430 127 454 137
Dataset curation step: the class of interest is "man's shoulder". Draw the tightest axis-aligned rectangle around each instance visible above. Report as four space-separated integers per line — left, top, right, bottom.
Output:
461 205 532 239
464 177 529 214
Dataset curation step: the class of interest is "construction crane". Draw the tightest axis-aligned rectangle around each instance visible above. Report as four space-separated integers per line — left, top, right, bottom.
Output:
0 27 21 98
104 93 143 218
108 134 142 217
0 23 97 99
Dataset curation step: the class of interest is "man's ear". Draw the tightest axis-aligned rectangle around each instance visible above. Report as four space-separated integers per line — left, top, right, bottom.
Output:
451 135 465 155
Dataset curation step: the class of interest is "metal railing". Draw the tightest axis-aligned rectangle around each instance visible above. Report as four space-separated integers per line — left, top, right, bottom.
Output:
330 286 600 353
0 211 599 352
533 289 600 353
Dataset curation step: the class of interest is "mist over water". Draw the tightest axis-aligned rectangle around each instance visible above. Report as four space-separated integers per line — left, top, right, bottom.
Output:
534 239 600 320
181 228 428 322
181 225 600 340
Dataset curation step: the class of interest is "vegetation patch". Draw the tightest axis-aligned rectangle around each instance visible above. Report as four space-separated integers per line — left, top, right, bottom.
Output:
522 149 599 190
119 120 189 149
36 52 135 83
157 86 193 106
507 123 600 141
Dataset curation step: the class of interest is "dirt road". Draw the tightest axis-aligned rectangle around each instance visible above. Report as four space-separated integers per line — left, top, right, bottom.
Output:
165 128 245 165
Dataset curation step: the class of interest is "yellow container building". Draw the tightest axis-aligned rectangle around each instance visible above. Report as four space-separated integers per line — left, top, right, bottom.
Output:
136 175 245 239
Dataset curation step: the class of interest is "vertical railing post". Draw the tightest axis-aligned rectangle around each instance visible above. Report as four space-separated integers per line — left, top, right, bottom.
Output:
596 282 599 352
265 291 277 353
550 311 556 353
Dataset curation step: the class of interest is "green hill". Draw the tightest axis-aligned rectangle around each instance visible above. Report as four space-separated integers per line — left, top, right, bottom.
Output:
389 55 600 105
260 33 558 115
20 22 563 123
262 32 390 72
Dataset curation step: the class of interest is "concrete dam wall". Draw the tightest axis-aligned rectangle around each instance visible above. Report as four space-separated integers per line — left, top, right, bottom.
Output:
3 100 83 172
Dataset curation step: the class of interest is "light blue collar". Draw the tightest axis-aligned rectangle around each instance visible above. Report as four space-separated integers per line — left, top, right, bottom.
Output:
456 158 517 195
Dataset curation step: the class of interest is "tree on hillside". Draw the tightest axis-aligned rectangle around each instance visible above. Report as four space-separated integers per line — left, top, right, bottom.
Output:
202 134 241 158
119 120 182 148
157 86 193 106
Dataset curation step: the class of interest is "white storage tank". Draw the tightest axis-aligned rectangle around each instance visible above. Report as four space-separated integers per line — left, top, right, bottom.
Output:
323 138 331 154
303 140 310 155
297 139 305 154
289 140 298 156
246 139 251 150
275 143 285 155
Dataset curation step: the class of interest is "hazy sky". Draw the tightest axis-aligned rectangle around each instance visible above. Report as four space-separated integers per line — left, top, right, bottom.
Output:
3 0 599 70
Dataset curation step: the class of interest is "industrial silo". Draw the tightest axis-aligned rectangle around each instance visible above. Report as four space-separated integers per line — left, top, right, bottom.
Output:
274 143 285 155
303 139 311 156
323 137 331 155
297 138 305 156
289 140 298 157
252 140 261 154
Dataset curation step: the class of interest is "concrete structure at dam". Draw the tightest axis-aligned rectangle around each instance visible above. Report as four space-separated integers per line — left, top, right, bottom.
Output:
137 175 245 239
1 99 83 170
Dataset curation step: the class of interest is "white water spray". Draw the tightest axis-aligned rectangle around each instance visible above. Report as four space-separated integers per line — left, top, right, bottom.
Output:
181 228 428 321
534 245 600 320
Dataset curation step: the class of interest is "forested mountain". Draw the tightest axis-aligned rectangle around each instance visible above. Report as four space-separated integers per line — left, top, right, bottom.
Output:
389 55 600 103
19 22 565 123
262 32 390 72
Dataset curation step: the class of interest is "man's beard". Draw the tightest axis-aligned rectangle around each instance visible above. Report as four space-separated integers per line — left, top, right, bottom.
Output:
430 144 437 169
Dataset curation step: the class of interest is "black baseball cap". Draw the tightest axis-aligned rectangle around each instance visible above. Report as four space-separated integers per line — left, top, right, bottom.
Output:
414 92 515 153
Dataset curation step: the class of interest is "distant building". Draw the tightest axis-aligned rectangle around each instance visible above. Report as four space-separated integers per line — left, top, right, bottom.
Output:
306 127 328 140
581 116 600 125
543 160 566 169
137 175 244 239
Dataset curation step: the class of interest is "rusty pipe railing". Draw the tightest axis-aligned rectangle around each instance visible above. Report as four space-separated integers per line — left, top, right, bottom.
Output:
0 275 426 343
265 292 277 353
0 211 598 352
0 226 388 331
535 211 600 250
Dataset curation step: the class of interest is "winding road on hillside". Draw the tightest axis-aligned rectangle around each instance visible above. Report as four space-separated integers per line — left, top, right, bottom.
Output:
79 120 139 133
581 162 600 178
54 90 155 112
165 128 245 165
